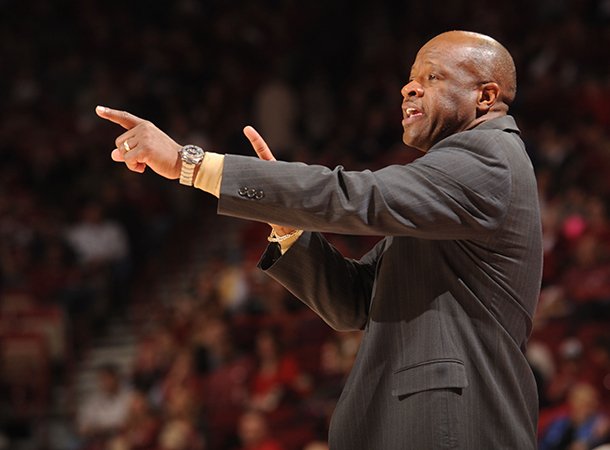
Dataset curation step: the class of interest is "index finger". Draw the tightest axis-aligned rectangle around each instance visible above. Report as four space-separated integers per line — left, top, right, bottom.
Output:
243 126 276 161
96 105 146 130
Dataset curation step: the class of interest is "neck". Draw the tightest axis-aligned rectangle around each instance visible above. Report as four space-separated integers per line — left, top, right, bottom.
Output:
468 110 507 130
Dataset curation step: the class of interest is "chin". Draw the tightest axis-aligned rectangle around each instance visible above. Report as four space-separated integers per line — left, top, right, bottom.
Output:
402 134 426 152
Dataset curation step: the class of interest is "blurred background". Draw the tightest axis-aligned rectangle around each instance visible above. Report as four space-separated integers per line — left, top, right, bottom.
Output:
1 0 610 449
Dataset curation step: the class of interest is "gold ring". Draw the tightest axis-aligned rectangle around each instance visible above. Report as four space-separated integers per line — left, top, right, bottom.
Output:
123 141 131 153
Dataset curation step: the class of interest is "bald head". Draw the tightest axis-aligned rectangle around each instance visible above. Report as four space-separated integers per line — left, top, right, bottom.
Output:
423 31 517 106
402 30 518 151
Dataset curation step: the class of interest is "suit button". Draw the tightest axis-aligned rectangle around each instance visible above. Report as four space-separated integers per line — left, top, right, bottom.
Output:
247 188 257 198
254 190 264 200
238 186 248 196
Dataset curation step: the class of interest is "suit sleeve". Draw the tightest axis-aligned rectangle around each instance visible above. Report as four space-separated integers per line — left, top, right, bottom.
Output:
258 232 386 331
217 131 512 240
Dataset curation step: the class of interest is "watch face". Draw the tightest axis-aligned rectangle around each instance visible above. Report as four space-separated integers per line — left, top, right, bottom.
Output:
181 145 205 164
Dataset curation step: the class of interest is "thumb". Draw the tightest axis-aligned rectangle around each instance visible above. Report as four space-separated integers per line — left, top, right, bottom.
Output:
243 126 275 161
243 126 293 233
96 105 146 130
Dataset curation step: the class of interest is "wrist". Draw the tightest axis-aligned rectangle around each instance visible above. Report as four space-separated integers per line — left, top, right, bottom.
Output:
267 228 302 243
178 145 206 186
268 228 304 255
272 226 296 237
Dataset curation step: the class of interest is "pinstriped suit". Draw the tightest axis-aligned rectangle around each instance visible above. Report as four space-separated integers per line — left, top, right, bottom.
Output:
218 115 542 449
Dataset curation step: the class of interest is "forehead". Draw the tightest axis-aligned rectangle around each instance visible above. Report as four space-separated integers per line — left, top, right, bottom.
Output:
411 40 483 79
412 40 467 69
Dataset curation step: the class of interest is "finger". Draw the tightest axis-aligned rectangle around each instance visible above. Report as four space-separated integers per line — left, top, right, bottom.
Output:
96 105 146 130
132 163 146 173
243 126 275 161
123 149 147 173
122 161 146 173
114 134 139 153
111 148 125 162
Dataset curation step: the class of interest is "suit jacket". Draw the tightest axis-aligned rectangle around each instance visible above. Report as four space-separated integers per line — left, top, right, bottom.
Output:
217 116 542 449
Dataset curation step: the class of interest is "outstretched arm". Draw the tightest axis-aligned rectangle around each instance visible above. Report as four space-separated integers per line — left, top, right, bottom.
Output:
97 106 512 240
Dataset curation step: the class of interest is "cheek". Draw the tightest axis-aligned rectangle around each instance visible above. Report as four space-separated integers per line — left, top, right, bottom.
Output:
433 91 474 123
427 95 460 124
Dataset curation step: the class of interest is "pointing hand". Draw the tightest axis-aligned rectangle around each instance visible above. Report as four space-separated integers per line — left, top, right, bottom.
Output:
96 106 182 179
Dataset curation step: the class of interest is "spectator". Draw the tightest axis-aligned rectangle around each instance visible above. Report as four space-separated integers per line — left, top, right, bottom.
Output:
589 336 610 403
158 384 206 450
157 417 205 450
64 200 129 268
160 350 204 408
254 78 298 155
562 233 610 319
303 335 352 430
76 364 132 449
131 336 166 396
547 339 587 406
248 328 310 414
64 199 132 312
303 442 329 450
106 390 160 450
527 340 556 408
192 316 240 374
236 410 284 450
199 319 254 449
539 383 610 450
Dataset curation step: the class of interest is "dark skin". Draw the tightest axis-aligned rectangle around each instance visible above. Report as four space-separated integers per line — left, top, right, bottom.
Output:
401 31 514 152
96 30 515 233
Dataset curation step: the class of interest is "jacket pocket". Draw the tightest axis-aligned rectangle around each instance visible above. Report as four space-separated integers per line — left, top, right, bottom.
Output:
391 359 468 398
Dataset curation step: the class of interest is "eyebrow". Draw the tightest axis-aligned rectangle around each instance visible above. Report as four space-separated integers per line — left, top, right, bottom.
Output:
410 61 445 77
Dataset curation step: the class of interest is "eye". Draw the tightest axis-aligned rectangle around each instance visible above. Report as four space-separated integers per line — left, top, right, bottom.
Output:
428 73 437 81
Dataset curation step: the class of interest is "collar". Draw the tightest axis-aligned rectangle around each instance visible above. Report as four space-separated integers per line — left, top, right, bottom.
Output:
471 115 520 134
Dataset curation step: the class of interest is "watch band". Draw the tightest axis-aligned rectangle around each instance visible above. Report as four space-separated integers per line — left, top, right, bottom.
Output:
179 161 196 186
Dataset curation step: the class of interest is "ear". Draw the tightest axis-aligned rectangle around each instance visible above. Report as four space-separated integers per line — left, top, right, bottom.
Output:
476 82 500 113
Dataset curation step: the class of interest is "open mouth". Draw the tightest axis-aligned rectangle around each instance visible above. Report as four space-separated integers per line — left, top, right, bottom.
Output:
405 107 422 118
403 107 423 124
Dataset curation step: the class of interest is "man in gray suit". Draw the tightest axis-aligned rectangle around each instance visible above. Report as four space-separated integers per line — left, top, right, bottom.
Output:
98 30 542 449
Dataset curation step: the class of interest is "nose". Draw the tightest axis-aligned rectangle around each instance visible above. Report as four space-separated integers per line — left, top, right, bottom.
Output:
401 80 424 98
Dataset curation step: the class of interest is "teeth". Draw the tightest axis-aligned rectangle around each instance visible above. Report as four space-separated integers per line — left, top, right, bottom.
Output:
406 108 418 117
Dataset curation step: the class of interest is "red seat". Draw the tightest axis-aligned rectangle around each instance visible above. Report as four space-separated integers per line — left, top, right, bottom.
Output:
0 332 50 418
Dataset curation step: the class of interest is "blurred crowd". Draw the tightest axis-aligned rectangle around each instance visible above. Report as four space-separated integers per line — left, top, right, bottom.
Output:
1 0 610 449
